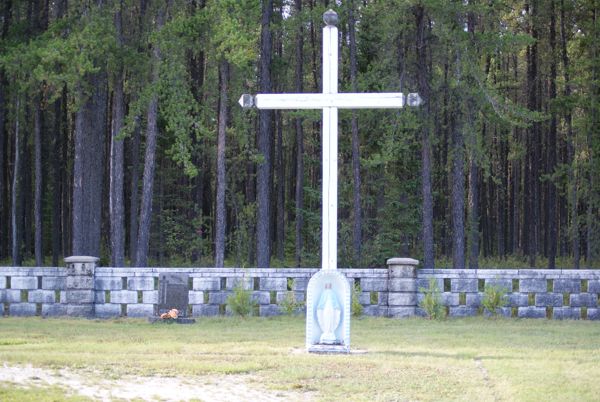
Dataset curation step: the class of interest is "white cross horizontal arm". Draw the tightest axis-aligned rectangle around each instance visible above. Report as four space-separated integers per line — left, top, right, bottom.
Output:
239 93 423 110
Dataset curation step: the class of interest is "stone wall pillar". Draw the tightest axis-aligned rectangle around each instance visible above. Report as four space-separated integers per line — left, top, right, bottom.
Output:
65 256 98 317
387 257 419 318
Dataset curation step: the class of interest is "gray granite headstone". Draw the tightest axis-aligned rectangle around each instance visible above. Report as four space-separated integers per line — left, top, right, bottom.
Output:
158 273 189 317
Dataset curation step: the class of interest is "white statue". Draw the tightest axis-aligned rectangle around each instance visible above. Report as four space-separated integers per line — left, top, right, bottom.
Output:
316 283 342 344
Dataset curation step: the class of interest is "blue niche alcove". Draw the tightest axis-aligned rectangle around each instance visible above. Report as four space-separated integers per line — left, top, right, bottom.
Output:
305 269 351 353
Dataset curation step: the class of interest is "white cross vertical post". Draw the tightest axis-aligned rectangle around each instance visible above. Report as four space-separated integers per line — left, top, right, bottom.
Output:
238 10 422 272
321 11 338 270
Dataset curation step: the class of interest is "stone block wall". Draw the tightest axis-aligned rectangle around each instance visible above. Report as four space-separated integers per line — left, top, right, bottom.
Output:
1 257 599 320
417 269 600 320
0 263 390 318
0 267 67 317
92 267 389 318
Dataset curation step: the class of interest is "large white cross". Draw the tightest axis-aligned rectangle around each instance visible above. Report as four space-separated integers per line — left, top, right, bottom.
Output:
240 9 421 271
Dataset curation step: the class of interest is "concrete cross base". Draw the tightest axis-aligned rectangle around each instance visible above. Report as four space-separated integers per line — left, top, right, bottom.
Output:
307 343 350 354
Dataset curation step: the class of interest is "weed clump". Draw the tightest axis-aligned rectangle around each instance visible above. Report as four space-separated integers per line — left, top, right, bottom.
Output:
226 282 257 317
481 284 509 317
279 291 305 315
419 278 446 320
352 283 364 317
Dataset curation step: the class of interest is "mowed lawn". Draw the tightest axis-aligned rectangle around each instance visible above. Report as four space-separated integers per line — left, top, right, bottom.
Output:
1 316 599 401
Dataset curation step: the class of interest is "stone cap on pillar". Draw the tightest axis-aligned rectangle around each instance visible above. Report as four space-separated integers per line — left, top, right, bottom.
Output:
387 258 419 279
386 257 419 267
65 256 99 276
65 256 100 264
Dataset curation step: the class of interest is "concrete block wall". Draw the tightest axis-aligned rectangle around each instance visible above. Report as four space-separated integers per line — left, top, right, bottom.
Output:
417 269 600 320
0 267 67 317
1 258 598 320
93 267 389 318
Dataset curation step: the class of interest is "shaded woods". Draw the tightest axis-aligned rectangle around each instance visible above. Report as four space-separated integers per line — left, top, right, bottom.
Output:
0 0 599 269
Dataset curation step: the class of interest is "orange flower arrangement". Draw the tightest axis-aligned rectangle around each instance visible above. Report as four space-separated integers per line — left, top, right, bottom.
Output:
160 309 179 320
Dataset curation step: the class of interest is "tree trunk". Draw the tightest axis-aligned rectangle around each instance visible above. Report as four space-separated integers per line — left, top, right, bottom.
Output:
110 78 125 267
53 0 67 264
348 0 362 265
72 72 108 258
128 0 148 264
11 97 21 266
188 0 206 263
0 73 6 259
274 5 285 263
586 5 599 267
451 46 466 270
0 1 12 259
22 103 32 260
134 6 164 267
526 0 539 267
467 16 481 268
560 0 579 268
155 165 162 265
246 152 256 266
134 101 159 267
256 0 273 268
61 90 71 257
129 118 141 263
546 1 558 269
34 96 43 266
414 4 434 269
496 136 506 258
512 54 521 255
451 108 465 269
275 109 284 262
467 135 479 269
510 157 518 254
309 0 319 95
72 0 108 258
215 59 229 268
109 2 125 267
294 0 304 267
51 90 63 266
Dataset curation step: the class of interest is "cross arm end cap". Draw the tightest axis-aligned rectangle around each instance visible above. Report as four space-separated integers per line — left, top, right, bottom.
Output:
407 93 423 107
238 94 255 108
323 9 338 26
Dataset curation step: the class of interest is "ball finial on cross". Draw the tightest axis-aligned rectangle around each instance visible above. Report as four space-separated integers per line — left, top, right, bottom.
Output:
323 9 338 26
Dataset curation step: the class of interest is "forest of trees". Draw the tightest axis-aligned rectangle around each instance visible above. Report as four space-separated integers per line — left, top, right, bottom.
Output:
0 0 599 269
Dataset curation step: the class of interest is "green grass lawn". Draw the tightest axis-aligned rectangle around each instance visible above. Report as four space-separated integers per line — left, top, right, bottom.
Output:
1 316 599 401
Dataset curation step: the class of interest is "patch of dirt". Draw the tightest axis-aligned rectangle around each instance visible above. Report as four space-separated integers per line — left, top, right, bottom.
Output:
473 357 499 402
0 363 311 402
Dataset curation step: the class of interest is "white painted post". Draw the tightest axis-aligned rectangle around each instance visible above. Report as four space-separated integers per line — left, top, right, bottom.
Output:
322 14 338 270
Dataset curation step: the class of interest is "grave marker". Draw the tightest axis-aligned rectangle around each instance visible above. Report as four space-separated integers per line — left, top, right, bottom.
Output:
157 273 189 317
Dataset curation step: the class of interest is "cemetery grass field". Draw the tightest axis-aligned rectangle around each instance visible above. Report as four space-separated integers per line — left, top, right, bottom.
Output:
1 317 599 401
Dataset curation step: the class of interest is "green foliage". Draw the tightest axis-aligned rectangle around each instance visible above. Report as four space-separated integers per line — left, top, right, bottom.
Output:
228 197 256 268
419 279 446 320
352 283 364 317
201 0 260 66
481 285 509 317
226 281 257 317
0 4 118 99
158 55 199 178
160 212 209 264
3 0 600 270
279 291 304 316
